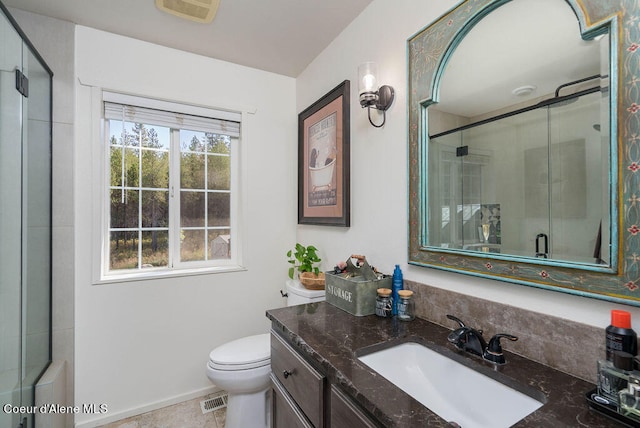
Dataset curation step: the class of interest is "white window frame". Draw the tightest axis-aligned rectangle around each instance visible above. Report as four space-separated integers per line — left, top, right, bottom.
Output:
98 91 245 282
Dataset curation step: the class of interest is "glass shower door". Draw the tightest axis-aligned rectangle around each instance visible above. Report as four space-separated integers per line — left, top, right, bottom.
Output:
0 8 28 428
0 4 52 427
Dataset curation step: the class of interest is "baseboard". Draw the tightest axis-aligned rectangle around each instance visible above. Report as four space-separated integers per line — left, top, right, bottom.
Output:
74 386 221 427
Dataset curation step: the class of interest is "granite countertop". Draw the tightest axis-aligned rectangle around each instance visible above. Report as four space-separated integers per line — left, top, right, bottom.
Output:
266 302 621 427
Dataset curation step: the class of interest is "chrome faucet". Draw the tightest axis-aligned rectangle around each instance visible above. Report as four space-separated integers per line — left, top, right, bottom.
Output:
446 314 518 365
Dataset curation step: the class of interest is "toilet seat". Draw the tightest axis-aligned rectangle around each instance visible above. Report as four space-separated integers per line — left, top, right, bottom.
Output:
208 333 270 371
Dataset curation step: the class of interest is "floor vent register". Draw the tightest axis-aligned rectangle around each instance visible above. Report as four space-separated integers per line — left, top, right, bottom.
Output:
200 392 228 414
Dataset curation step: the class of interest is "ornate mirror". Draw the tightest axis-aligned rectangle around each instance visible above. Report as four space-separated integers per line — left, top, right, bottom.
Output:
408 0 640 305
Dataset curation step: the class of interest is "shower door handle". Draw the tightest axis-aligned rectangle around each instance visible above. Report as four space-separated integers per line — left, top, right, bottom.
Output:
535 233 548 258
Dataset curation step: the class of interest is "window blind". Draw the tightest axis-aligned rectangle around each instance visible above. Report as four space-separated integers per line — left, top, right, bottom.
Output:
103 98 240 137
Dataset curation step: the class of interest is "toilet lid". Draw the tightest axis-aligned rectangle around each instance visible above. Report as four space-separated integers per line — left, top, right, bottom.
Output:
286 279 326 299
208 333 270 370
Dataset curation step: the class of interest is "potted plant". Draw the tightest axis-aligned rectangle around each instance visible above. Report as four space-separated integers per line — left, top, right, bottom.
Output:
287 243 325 289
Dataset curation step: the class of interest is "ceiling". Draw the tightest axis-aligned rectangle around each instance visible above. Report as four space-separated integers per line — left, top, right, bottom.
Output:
3 0 372 77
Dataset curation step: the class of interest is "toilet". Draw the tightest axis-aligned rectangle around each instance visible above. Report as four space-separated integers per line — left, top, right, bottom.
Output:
283 278 327 306
206 280 325 428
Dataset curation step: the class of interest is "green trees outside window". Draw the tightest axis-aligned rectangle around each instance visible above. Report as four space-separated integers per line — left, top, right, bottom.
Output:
108 119 232 271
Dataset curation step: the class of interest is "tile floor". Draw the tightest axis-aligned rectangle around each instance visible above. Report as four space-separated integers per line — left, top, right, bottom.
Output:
98 393 226 428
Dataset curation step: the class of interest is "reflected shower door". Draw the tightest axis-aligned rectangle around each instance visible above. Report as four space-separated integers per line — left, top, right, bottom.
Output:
547 91 609 264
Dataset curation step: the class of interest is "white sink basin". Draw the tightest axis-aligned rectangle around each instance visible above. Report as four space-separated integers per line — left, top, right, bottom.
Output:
358 342 544 428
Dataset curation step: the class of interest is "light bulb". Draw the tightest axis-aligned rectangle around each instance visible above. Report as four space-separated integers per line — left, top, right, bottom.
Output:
358 62 378 95
362 73 376 92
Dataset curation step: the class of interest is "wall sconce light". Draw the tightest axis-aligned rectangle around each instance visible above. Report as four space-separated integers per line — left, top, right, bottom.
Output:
358 62 395 128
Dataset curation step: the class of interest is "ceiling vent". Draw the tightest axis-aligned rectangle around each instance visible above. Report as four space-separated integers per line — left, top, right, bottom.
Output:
155 0 220 23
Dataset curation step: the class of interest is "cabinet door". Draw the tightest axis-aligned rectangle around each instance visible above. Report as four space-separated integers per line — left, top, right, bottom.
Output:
271 332 325 427
330 385 378 428
272 374 314 428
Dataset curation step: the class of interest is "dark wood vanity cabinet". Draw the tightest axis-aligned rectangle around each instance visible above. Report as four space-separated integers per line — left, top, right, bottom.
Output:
329 385 378 428
271 331 325 427
270 330 379 428
271 373 314 428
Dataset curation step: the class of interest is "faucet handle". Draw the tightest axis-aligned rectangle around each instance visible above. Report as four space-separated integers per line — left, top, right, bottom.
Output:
483 333 518 365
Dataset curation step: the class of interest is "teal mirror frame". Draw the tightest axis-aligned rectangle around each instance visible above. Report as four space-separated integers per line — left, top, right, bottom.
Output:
407 0 640 305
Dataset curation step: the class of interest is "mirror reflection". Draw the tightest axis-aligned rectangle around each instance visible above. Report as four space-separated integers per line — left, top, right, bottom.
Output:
426 0 611 266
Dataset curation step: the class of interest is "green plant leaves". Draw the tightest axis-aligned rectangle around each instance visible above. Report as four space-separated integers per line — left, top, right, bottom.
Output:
287 243 321 278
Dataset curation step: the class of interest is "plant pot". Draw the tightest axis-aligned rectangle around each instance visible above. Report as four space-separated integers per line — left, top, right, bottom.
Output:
299 271 325 290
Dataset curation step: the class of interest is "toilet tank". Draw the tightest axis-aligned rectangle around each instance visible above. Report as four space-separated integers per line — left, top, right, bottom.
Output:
286 280 326 306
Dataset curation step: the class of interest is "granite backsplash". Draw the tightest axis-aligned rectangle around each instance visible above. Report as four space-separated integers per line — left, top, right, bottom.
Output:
404 279 603 383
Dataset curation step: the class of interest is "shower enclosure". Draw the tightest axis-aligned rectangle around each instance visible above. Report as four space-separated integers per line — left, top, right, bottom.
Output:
428 85 609 265
0 2 53 428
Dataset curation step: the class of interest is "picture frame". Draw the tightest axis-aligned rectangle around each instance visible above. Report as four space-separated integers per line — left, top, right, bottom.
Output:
298 80 350 226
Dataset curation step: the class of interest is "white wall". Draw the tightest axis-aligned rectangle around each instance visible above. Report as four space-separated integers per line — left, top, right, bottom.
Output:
74 26 296 426
296 0 640 329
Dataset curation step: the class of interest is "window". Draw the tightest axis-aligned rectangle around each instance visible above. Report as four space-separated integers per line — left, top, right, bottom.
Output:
103 94 241 276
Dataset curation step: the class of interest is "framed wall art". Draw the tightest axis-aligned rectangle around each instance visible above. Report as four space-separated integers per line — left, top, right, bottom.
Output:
298 80 350 226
